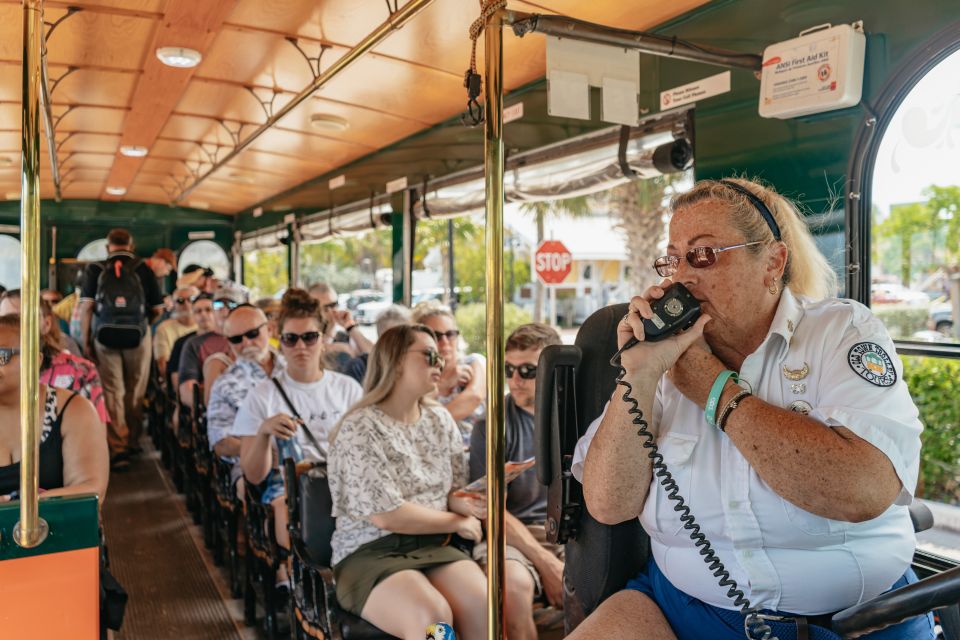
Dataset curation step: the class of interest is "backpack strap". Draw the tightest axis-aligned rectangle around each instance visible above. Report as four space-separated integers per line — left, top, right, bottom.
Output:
270 377 324 452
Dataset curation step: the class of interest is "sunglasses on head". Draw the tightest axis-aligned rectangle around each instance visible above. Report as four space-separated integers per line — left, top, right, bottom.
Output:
227 323 266 345
505 363 537 380
433 329 460 341
280 331 321 348
410 348 445 368
653 241 763 278
0 347 20 366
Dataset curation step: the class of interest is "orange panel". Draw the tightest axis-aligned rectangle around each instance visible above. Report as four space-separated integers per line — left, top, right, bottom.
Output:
224 0 325 40
47 67 139 106
45 9 156 70
0 547 99 640
0 6 22 62
198 28 318 89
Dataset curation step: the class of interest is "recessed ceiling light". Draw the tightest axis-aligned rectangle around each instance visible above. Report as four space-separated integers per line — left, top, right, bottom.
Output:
309 113 349 132
106 186 126 196
119 145 148 157
190 201 210 210
156 46 202 69
5 192 19 200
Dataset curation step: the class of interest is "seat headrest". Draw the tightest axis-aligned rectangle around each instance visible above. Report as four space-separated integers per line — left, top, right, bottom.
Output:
574 303 629 432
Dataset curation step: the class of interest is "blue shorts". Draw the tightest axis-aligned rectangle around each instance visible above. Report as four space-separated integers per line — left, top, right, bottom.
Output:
258 469 285 505
625 557 934 640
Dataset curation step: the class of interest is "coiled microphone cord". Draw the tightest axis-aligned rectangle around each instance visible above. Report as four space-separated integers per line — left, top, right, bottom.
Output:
613 364 777 640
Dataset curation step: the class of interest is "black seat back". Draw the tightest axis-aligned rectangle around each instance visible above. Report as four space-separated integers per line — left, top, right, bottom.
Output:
554 303 651 632
285 460 336 567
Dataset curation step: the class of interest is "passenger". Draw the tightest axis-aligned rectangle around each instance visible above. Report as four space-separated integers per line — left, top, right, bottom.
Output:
412 301 486 443
146 248 177 281
207 305 283 482
167 293 214 394
308 282 373 356
2 289 83 357
77 228 165 470
0 314 109 503
254 297 282 349
200 284 250 400
468 323 565 640
570 178 932 640
176 287 241 407
342 303 412 384
177 264 216 294
328 324 486 640
40 289 63 305
233 288 362 571
153 286 198 379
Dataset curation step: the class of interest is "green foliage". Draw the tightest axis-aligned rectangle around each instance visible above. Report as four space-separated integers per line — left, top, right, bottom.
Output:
243 247 287 300
300 229 393 291
926 185 960 263
873 305 930 339
454 302 533 355
902 356 960 505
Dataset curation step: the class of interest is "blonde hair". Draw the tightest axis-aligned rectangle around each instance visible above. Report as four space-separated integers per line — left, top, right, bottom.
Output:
329 324 440 443
670 178 837 300
411 299 455 325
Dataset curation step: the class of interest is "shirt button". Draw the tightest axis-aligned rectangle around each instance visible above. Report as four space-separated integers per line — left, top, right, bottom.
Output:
729 500 740 509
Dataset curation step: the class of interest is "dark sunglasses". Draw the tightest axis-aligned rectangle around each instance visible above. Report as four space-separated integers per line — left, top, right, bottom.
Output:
653 241 763 277
213 299 237 310
280 331 321 348
227 323 266 345
433 329 460 341
505 363 537 380
174 297 190 304
0 347 20 366
409 348 445 368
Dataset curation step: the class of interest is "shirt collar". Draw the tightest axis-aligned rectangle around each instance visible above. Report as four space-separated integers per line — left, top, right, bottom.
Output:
764 286 805 362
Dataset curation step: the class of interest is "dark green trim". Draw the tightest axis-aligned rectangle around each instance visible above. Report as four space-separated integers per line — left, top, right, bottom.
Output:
0 494 100 561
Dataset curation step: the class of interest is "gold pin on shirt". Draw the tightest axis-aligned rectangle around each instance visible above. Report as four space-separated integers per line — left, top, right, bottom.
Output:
782 362 809 381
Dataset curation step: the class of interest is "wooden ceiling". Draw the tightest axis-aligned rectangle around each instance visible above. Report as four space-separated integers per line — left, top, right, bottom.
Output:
0 0 711 214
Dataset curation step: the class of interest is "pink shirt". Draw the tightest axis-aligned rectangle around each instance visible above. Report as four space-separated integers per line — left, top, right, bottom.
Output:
40 351 110 425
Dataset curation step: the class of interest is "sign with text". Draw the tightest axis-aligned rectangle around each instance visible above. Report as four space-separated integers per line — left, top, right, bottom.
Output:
660 71 730 110
534 240 573 285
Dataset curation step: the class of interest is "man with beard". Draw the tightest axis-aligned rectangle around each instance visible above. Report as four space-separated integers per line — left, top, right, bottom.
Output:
207 305 283 465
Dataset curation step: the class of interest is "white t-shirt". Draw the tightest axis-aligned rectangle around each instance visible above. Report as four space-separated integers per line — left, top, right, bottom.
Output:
572 287 922 615
232 370 363 461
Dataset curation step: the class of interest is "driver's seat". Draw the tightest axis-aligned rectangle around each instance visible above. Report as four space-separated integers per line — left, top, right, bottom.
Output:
535 303 960 638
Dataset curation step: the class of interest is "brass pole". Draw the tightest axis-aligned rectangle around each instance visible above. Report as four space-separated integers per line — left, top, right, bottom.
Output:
483 11 506 640
15 0 49 549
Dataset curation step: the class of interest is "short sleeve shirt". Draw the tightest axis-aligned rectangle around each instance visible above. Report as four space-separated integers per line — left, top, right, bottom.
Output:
571 288 923 615
178 332 230 385
79 251 164 310
206 353 285 451
39 351 110 425
437 353 487 443
329 405 467 566
154 318 197 363
231 370 363 462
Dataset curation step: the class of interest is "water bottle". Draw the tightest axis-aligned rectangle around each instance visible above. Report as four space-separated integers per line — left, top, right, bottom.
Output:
276 424 304 464
425 623 455 640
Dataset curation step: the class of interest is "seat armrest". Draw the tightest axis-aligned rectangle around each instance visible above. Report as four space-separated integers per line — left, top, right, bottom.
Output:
908 501 934 533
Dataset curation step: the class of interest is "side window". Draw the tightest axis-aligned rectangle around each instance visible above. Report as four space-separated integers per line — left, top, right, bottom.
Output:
77 239 108 262
0 235 20 288
178 240 230 280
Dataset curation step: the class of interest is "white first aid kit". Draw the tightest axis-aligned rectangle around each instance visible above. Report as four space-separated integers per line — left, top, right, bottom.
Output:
759 22 866 119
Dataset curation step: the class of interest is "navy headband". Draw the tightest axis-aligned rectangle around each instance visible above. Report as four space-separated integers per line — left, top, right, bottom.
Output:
719 180 782 242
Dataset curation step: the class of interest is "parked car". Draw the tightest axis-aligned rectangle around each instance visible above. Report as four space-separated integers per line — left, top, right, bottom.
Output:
355 298 392 325
870 283 929 306
928 300 953 335
344 289 385 312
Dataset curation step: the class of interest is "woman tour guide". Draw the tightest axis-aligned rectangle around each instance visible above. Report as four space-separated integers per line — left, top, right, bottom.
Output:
570 178 932 640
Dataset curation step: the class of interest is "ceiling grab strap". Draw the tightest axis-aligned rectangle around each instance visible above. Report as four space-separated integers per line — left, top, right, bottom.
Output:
618 125 637 179
461 0 508 126
421 176 432 219
369 192 377 228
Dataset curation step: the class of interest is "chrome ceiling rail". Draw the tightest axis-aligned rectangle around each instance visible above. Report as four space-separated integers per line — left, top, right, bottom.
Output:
505 10 762 71
176 0 434 203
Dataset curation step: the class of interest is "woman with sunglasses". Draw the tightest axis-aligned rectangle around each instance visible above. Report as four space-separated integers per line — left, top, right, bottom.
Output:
328 324 486 640
0 314 108 503
570 178 931 640
412 301 486 444
233 288 363 572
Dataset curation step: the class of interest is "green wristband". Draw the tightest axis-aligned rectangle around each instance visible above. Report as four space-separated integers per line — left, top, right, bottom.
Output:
705 370 738 426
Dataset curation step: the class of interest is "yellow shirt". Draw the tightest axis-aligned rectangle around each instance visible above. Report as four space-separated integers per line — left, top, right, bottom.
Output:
154 318 198 362
52 291 77 324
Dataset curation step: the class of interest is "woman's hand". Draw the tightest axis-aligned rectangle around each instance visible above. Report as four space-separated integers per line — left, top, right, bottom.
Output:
454 514 483 541
449 492 487 519
456 364 474 388
619 281 712 380
258 413 299 440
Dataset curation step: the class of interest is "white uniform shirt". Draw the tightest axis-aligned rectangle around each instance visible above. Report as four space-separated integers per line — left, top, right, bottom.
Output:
572 287 922 615
232 370 363 461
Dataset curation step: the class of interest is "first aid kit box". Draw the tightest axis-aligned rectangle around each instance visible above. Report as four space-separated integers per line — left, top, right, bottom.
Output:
759 22 866 119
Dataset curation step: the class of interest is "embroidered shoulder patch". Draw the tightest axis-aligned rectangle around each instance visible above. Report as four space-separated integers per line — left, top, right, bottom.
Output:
847 342 897 387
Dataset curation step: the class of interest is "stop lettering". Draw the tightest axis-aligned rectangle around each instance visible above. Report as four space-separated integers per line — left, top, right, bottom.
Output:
534 240 573 285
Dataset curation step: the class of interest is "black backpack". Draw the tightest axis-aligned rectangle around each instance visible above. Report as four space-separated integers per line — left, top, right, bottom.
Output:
94 257 146 349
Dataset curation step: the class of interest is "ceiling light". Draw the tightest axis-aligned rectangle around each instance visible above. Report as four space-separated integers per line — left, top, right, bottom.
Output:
309 113 349 132
119 145 148 157
190 201 210 210
5 192 19 200
106 186 126 196
156 46 202 69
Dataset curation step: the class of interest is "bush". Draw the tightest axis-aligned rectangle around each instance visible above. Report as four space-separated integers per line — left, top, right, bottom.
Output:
455 303 533 355
873 305 929 339
902 356 960 505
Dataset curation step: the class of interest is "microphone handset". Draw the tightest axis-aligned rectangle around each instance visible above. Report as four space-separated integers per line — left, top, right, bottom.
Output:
609 283 777 640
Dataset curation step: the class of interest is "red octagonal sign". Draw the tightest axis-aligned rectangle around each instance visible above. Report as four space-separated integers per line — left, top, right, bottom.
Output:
534 240 573 285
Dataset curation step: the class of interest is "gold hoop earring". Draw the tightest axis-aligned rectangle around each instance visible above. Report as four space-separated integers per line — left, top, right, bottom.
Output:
768 280 779 296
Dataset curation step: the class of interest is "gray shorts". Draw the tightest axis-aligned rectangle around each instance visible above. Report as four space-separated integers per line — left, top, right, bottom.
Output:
471 523 564 597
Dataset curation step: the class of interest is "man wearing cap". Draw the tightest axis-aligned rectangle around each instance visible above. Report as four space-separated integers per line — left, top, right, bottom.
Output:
78 228 165 469
177 264 216 293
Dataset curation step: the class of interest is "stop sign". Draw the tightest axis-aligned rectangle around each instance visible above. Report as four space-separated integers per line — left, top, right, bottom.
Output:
534 240 573 284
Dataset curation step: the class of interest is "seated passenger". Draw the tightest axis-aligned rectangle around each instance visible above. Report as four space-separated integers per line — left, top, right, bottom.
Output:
341 303 412 384
412 301 486 443
153 286 198 379
207 305 283 473
177 289 238 407
254 298 282 350
328 324 486 640
233 289 362 566
0 314 109 502
167 293 214 394
1 289 82 356
468 323 565 640
570 178 932 640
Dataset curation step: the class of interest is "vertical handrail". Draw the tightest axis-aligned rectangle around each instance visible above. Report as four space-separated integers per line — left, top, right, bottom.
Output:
483 11 506 640
15 0 49 549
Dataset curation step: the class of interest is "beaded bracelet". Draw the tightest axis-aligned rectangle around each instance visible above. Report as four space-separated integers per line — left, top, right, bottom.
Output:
717 390 751 432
